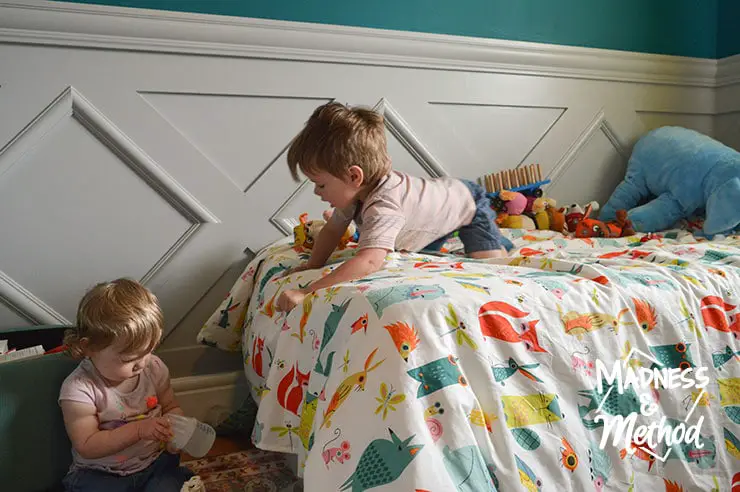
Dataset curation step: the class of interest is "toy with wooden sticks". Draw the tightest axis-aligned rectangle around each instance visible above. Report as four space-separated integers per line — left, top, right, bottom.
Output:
480 163 550 199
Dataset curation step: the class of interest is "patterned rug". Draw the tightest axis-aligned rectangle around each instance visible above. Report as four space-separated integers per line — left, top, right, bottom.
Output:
184 448 301 492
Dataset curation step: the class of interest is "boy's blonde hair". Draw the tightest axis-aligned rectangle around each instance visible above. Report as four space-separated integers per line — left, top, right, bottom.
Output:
64 278 163 359
287 102 391 187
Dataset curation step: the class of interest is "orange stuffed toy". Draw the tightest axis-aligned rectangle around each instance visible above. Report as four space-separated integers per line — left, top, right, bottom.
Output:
547 207 567 234
574 204 635 238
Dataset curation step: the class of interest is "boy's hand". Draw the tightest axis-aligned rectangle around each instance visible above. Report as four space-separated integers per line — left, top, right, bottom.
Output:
276 289 308 313
136 416 173 442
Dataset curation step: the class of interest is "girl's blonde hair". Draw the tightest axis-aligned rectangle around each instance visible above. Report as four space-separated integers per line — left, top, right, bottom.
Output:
287 102 391 187
64 278 163 359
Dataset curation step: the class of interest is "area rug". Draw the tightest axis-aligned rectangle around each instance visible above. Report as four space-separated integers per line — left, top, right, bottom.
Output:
184 448 301 492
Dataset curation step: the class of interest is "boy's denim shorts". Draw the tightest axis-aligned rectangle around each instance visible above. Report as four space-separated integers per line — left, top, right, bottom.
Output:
424 179 513 254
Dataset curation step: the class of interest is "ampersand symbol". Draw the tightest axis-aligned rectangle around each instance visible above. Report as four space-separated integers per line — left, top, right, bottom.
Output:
640 394 657 416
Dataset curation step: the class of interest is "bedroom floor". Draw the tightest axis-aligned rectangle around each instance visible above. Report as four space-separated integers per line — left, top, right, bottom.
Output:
181 436 302 492
181 435 254 462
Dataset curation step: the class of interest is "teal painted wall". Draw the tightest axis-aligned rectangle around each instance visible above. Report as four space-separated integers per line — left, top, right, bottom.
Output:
57 0 721 59
718 0 740 58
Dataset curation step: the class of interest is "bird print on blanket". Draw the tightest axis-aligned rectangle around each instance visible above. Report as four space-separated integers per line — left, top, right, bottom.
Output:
297 391 318 451
340 429 422 492
321 348 385 430
314 299 351 376
578 379 642 430
588 441 613 492
383 321 420 362
516 455 542 492
724 427 740 460
198 226 740 492
659 417 717 469
713 345 740 370
492 357 542 384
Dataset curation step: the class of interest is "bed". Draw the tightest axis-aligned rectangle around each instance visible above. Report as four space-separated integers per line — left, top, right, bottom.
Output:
199 225 740 491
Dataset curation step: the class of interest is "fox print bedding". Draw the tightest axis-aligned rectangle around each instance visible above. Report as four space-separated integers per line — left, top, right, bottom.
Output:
200 228 740 491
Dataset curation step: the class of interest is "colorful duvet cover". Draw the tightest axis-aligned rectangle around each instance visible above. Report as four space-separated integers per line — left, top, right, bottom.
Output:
200 229 740 492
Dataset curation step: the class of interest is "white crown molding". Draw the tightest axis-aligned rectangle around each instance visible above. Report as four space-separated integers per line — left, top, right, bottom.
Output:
0 1 719 88
717 54 740 87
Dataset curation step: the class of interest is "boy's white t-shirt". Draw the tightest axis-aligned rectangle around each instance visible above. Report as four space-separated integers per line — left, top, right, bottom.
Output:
58 355 170 476
330 171 476 252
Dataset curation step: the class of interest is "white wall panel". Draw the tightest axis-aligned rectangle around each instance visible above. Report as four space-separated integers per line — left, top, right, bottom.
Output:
0 2 735 367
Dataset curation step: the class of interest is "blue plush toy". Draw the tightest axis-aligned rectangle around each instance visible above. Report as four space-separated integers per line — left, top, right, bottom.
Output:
600 126 740 236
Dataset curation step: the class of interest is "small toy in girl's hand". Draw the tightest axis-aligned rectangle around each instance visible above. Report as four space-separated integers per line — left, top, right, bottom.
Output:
574 205 635 238
293 212 357 252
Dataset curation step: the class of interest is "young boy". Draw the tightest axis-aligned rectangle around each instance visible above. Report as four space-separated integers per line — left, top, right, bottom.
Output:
276 102 511 313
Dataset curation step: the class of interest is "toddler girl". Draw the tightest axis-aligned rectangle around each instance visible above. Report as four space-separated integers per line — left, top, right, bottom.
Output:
59 278 194 491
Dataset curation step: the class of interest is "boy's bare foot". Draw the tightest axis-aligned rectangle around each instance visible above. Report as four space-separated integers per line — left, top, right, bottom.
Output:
468 248 507 259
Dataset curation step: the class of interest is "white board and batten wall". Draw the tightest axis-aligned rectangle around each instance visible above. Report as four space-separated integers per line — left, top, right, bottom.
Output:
1 1 738 381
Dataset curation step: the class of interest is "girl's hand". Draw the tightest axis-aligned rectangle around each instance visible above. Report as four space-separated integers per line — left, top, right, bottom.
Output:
276 289 308 312
165 441 181 454
136 417 173 442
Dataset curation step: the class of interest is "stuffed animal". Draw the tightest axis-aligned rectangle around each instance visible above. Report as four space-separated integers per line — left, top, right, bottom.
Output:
293 212 357 252
574 204 635 238
524 195 539 214
547 206 567 234
600 126 740 236
519 196 568 234
494 190 528 216
564 201 600 233
492 190 531 229
529 197 557 230
498 213 536 230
